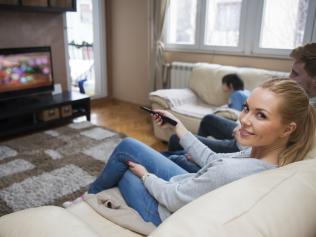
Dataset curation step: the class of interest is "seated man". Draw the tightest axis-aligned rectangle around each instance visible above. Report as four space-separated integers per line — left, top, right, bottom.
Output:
165 43 316 173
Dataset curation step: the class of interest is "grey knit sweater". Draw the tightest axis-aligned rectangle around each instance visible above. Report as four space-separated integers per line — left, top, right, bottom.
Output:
143 132 276 221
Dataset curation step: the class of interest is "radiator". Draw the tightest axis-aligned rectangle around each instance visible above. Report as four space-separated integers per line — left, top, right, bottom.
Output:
168 62 195 89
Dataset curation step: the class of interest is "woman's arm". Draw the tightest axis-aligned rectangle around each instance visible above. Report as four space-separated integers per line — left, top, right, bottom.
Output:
153 110 218 167
142 168 228 212
179 132 218 167
128 161 217 212
130 158 267 213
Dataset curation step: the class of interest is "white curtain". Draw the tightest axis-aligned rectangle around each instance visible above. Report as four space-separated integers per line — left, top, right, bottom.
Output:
151 0 170 90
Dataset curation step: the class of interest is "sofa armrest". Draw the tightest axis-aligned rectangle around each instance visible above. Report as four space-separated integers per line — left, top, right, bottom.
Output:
149 89 198 110
0 206 99 237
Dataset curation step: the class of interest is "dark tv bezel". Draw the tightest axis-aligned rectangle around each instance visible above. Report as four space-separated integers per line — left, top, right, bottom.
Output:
0 46 54 101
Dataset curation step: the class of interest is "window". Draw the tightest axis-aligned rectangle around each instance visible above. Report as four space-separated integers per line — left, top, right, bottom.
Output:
166 0 198 45
164 0 316 57
259 0 308 49
205 0 242 47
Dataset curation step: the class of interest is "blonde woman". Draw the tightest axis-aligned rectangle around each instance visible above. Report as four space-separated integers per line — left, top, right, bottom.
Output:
87 78 316 226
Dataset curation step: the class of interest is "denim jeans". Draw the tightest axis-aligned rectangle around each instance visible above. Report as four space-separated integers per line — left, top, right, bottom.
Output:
88 137 188 226
161 150 201 173
168 114 239 153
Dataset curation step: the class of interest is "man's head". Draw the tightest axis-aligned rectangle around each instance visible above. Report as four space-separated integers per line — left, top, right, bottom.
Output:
289 43 316 97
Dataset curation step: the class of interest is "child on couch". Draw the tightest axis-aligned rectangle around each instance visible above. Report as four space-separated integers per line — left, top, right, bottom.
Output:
221 73 250 111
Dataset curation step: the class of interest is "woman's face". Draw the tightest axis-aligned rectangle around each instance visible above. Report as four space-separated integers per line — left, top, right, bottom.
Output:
237 87 289 147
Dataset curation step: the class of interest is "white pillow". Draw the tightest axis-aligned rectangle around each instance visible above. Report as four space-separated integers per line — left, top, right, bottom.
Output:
189 63 228 106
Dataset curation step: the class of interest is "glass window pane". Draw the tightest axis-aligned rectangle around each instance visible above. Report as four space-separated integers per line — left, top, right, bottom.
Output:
166 0 197 45
260 0 308 49
205 0 242 47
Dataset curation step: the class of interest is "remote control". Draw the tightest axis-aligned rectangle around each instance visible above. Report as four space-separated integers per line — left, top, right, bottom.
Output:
140 106 178 126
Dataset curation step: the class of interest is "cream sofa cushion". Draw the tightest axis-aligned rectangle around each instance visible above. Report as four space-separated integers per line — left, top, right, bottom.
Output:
188 63 226 106
0 206 99 237
151 158 316 237
236 67 287 91
189 63 288 106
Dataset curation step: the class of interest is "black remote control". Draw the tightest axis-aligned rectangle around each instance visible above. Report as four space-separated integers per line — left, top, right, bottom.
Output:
140 106 178 126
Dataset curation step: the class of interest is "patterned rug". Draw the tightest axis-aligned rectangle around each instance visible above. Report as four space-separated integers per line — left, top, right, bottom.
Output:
0 121 126 217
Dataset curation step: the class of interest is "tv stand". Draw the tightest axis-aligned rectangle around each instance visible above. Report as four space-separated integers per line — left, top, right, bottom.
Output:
0 92 90 139
0 95 41 107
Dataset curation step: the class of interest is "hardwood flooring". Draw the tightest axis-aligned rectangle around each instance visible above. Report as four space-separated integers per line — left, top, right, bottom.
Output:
90 98 167 151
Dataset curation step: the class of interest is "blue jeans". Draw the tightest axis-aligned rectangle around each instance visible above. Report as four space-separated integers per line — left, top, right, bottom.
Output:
161 150 201 173
168 114 239 153
88 137 188 226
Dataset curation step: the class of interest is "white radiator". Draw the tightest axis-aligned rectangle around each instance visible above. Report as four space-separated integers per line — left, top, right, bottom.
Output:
168 62 194 89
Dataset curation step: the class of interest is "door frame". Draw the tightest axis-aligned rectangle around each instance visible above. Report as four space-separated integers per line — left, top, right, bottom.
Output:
64 0 107 99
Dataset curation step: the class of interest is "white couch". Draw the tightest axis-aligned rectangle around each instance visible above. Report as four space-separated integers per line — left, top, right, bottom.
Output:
0 154 315 237
150 63 288 141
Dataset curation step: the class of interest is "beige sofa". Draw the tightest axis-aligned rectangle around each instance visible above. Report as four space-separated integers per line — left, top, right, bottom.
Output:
150 63 288 141
0 152 316 237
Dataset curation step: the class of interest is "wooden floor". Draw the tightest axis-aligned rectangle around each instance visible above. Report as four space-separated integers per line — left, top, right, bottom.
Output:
90 98 167 151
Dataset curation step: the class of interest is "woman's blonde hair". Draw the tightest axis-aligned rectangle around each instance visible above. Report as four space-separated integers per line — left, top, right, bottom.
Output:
260 78 316 166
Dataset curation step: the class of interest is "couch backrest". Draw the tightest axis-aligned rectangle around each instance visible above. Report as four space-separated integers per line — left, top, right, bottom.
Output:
189 63 288 106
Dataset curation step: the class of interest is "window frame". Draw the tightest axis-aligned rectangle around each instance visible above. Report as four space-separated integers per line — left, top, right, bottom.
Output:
164 0 316 58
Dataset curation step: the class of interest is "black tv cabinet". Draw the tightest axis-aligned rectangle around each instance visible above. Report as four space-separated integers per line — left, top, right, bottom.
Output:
0 92 90 139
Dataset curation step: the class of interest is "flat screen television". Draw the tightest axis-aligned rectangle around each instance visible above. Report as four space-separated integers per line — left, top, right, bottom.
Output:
0 46 54 101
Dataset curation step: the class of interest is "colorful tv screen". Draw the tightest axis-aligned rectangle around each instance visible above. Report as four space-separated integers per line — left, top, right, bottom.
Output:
0 47 54 100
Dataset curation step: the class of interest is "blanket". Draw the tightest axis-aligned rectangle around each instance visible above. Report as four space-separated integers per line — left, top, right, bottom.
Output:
84 188 156 236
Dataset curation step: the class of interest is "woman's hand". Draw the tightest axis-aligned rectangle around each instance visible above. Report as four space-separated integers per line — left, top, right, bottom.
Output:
152 110 189 139
151 110 179 127
127 161 148 178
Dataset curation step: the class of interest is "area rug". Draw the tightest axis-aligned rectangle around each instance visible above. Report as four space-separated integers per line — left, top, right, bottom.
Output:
0 121 126 217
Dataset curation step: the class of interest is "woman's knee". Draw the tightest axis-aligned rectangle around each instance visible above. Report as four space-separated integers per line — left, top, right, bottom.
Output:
110 137 141 159
116 137 140 150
